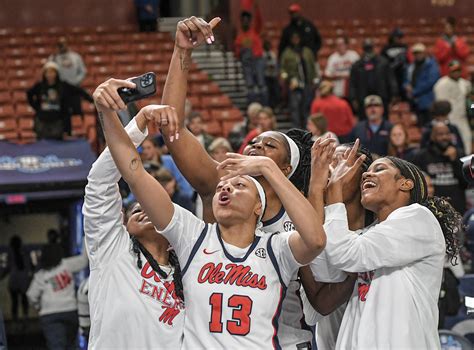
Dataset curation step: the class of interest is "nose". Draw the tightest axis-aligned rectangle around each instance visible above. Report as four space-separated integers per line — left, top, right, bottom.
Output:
252 141 263 150
222 184 232 192
361 171 371 181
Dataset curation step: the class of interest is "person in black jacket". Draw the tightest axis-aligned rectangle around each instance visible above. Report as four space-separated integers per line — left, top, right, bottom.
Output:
349 39 398 120
381 28 408 99
410 121 467 214
27 62 93 140
278 3 322 58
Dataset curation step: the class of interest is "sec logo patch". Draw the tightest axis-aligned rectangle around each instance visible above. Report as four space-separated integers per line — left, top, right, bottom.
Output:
255 248 266 259
283 221 295 232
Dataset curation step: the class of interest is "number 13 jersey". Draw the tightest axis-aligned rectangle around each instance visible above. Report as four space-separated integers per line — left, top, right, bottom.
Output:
159 205 302 349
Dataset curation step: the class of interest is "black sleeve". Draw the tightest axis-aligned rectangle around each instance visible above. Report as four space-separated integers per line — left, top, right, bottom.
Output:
67 83 93 102
311 23 322 55
27 83 41 111
278 28 290 58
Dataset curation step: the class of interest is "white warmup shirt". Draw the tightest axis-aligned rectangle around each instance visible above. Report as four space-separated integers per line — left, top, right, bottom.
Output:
262 207 314 348
83 119 184 349
27 252 88 316
324 50 360 97
324 203 445 350
159 204 302 349
48 51 87 85
306 228 364 350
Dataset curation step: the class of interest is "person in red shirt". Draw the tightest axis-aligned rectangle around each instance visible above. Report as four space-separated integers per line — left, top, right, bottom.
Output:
234 10 268 105
310 80 356 143
434 17 470 78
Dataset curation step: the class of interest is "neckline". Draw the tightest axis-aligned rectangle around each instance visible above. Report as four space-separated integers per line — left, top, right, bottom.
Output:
216 225 260 263
262 206 286 227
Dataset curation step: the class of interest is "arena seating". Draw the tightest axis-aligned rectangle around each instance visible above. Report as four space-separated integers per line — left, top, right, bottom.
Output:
0 25 243 145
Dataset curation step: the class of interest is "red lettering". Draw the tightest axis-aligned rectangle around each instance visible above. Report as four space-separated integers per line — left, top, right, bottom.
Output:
139 279 152 295
140 262 161 283
159 306 180 325
197 263 267 290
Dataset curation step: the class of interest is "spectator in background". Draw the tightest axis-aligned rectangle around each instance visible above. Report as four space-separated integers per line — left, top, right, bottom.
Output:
263 40 280 108
208 137 233 163
280 31 316 128
48 37 86 87
349 39 398 120
234 10 268 105
0 236 31 321
134 0 159 32
350 95 392 157
238 106 277 153
140 137 194 200
324 36 360 98
27 62 93 140
306 113 339 143
186 111 214 151
434 17 470 78
434 60 472 154
404 43 440 126
228 102 262 151
420 100 464 152
278 3 322 58
410 122 467 214
381 28 408 99
27 244 88 350
387 123 415 159
310 80 355 143
154 168 195 213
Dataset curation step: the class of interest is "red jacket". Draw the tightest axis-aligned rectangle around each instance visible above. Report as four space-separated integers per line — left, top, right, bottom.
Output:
310 95 356 136
234 29 263 58
434 36 470 78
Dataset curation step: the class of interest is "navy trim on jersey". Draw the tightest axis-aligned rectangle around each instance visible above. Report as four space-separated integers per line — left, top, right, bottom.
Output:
216 225 260 263
262 206 285 227
181 224 209 277
267 233 287 349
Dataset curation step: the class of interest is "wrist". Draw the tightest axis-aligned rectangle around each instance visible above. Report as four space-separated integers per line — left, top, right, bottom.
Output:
326 183 343 205
260 158 277 177
174 45 193 56
134 110 148 133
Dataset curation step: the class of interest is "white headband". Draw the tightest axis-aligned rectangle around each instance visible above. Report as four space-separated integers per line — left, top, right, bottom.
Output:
280 133 301 178
245 176 267 224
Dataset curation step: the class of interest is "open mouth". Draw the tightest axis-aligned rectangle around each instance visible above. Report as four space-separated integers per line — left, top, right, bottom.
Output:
361 180 377 192
218 191 231 206
248 150 259 156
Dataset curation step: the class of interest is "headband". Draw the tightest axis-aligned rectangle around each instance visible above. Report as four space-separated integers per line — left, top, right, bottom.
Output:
245 176 267 224
280 133 301 178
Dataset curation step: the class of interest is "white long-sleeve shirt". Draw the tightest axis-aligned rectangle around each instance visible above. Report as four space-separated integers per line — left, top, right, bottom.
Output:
83 119 184 349
324 203 445 350
27 252 88 316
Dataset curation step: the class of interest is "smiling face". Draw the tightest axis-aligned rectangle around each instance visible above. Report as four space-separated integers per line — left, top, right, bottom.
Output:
390 124 407 148
212 176 262 227
244 131 291 176
126 202 156 238
360 158 413 215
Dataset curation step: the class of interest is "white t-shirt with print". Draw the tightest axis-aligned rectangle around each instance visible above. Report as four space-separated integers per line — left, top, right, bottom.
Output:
324 203 445 350
325 50 360 97
159 204 302 349
83 119 184 350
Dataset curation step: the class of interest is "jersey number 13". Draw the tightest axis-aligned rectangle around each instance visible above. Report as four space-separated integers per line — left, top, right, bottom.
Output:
209 293 253 335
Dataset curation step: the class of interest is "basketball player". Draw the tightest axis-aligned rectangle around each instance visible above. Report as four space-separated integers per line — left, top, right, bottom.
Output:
83 111 184 348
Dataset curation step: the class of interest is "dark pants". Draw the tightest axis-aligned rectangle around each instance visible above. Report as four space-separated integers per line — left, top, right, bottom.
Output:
34 117 64 140
138 19 157 32
241 57 268 106
265 76 281 109
40 311 78 350
9 289 28 320
289 86 313 128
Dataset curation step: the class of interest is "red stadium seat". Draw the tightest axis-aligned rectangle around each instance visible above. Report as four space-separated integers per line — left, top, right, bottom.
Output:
221 120 240 138
16 104 35 118
190 82 221 96
0 92 11 104
189 71 209 83
0 118 17 131
0 105 15 118
201 96 232 109
204 120 222 136
18 116 34 130
12 91 28 104
211 108 243 122
0 130 19 141
19 129 36 143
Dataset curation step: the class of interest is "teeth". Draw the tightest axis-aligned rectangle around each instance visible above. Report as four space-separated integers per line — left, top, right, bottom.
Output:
363 181 376 190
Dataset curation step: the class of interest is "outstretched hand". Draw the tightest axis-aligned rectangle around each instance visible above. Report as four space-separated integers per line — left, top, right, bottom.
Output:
175 16 221 50
140 105 180 142
217 153 272 180
93 78 136 111
310 136 337 190
328 139 366 188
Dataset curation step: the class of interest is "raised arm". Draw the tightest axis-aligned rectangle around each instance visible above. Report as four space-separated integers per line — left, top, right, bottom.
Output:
218 154 326 264
93 79 177 231
160 17 223 200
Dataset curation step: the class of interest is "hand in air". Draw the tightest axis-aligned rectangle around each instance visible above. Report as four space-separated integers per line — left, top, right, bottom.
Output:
217 153 271 180
310 136 337 190
140 105 180 142
328 139 366 188
93 78 135 111
175 16 221 49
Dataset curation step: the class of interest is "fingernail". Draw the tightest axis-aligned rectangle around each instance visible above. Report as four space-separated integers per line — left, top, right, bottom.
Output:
211 35 215 42
170 136 174 142
193 41 198 45
206 38 212 44
176 133 180 140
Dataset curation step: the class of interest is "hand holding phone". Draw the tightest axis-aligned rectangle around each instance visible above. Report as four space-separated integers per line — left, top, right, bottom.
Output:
117 72 157 104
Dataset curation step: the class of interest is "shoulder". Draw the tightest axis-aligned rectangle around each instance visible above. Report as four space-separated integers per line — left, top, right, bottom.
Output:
387 203 438 227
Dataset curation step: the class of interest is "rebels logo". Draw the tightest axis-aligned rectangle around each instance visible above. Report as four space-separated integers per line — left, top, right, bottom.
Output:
198 262 267 290
283 221 295 232
357 271 375 302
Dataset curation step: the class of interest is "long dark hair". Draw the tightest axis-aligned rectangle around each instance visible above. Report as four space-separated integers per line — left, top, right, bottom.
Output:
386 156 461 264
40 244 64 270
131 237 184 301
285 129 314 196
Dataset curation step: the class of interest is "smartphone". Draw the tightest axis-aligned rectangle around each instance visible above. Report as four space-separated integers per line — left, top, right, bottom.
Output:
117 72 157 104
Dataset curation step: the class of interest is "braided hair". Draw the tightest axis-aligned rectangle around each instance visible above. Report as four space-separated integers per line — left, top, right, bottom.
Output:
131 236 184 301
386 156 461 264
285 129 314 196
